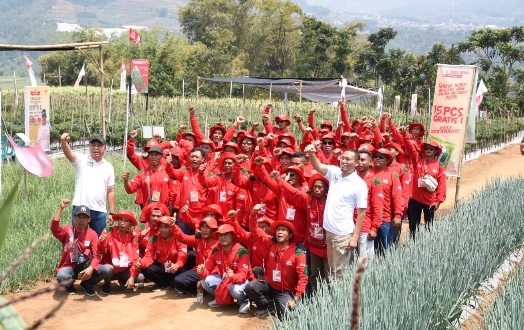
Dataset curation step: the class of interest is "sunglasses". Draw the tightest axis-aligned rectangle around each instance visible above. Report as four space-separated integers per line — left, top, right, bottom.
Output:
425 146 436 151
322 141 334 145
373 154 388 160
286 172 297 177
242 140 254 145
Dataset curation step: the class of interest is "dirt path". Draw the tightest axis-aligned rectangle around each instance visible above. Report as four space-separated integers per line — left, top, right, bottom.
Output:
5 144 524 330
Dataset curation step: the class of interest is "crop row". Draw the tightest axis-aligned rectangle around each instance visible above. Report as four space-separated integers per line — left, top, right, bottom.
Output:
272 177 524 330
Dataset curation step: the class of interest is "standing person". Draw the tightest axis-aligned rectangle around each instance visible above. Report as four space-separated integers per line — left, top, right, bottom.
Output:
37 109 51 151
401 129 446 239
61 133 116 236
51 199 112 296
304 145 367 280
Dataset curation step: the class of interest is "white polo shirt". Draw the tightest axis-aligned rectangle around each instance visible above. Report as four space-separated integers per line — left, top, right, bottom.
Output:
72 153 115 212
323 165 368 235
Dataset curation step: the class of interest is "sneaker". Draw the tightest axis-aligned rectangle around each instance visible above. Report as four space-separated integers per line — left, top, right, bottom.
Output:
254 309 269 318
175 288 188 295
151 285 162 292
239 301 250 314
151 284 171 292
101 283 111 295
80 281 96 297
208 299 219 308
65 285 77 295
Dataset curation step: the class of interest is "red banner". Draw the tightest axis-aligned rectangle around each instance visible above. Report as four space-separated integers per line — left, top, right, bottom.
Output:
131 59 149 94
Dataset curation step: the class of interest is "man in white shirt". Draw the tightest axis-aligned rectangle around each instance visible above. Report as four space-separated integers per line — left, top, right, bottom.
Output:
61 133 116 236
305 144 367 280
37 109 51 151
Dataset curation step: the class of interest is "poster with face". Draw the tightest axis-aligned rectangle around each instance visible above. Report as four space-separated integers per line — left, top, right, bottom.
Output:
24 86 51 151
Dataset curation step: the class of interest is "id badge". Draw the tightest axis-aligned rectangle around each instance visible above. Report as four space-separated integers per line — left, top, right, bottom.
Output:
219 191 227 202
286 208 296 220
151 191 160 202
259 203 267 215
313 227 324 239
418 178 424 188
70 252 75 263
272 269 282 282
190 190 199 202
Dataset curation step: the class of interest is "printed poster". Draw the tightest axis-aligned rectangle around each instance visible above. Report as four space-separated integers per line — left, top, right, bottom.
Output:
24 86 51 150
428 64 476 176
131 59 149 94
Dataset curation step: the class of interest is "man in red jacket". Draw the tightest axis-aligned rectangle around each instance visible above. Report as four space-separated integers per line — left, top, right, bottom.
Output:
136 216 188 291
245 204 308 318
196 224 252 314
51 200 111 296
401 131 446 239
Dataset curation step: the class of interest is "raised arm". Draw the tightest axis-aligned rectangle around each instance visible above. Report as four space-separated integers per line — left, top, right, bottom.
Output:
304 144 328 176
188 106 206 142
60 133 76 163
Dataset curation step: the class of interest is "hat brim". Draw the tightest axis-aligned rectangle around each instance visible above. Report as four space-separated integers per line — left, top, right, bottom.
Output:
113 212 138 226
202 206 223 218
270 221 297 237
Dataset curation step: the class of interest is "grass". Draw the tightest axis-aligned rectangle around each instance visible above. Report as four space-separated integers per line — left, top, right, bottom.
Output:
0 151 140 293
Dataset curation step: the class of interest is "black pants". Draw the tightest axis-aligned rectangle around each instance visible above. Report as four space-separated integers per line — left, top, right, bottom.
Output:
407 198 435 240
142 261 179 286
245 279 294 318
173 269 200 294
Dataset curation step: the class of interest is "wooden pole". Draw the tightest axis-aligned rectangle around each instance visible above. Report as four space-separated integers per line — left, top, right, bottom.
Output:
196 76 200 100
99 46 106 139
454 176 461 206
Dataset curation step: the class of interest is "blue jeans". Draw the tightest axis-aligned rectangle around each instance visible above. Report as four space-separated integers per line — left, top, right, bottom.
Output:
375 222 399 252
57 264 112 287
201 274 248 304
176 218 195 236
72 206 106 237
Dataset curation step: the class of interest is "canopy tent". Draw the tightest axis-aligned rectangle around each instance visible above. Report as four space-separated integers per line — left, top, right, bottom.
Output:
199 77 378 103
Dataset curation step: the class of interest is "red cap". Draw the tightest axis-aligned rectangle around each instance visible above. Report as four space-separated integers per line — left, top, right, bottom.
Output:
141 202 170 223
358 143 374 153
222 141 241 154
199 138 216 151
373 148 394 162
360 134 373 141
209 125 226 140
238 134 256 147
383 142 404 156
279 147 295 158
157 216 171 225
113 210 138 226
257 215 273 226
198 217 218 230
422 141 442 156
202 204 223 219
270 221 297 237
274 114 291 124
280 166 305 183
143 139 158 152
277 133 296 149
320 120 334 130
218 152 236 172
213 224 237 239
183 132 197 141
308 173 329 189
408 123 426 136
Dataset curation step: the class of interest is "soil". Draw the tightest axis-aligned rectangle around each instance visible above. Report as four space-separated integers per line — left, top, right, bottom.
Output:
4 144 524 330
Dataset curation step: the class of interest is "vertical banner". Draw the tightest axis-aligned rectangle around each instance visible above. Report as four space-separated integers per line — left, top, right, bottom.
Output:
24 86 51 149
429 64 476 176
130 59 149 94
465 71 479 143
393 95 400 111
410 94 418 115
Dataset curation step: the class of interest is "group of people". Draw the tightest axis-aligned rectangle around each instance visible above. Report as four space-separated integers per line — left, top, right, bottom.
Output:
51 100 447 318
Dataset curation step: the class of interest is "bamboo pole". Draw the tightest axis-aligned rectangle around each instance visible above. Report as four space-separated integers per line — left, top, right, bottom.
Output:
100 46 105 139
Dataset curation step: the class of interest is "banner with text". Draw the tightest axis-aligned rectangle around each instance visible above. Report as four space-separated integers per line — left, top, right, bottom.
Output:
24 86 51 150
131 59 149 94
429 64 476 177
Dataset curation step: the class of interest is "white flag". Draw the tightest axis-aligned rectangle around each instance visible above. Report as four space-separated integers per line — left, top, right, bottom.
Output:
119 59 126 91
376 87 383 115
23 55 37 87
73 64 85 88
475 79 488 109
339 76 347 99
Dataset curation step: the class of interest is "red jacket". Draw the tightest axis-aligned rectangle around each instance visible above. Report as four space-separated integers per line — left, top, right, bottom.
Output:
141 234 188 271
249 213 308 298
198 171 239 218
402 135 446 206
279 180 327 259
356 172 384 233
99 227 140 275
165 164 208 229
126 139 170 171
50 222 100 272
125 168 174 210
256 165 308 243
172 225 218 270
374 168 404 222
227 214 272 268
231 163 278 220
389 162 410 212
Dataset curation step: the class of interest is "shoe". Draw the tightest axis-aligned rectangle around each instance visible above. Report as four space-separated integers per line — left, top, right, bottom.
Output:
208 299 219 308
101 283 111 295
65 285 77 295
239 301 250 314
80 281 96 297
254 309 269 318
175 288 187 295
151 284 171 292
151 285 162 292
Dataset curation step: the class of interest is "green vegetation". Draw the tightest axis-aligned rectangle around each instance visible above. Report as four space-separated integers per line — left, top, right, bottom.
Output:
272 177 524 329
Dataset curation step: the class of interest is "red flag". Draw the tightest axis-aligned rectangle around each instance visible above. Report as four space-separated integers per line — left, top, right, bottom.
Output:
129 28 141 44
6 133 53 177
